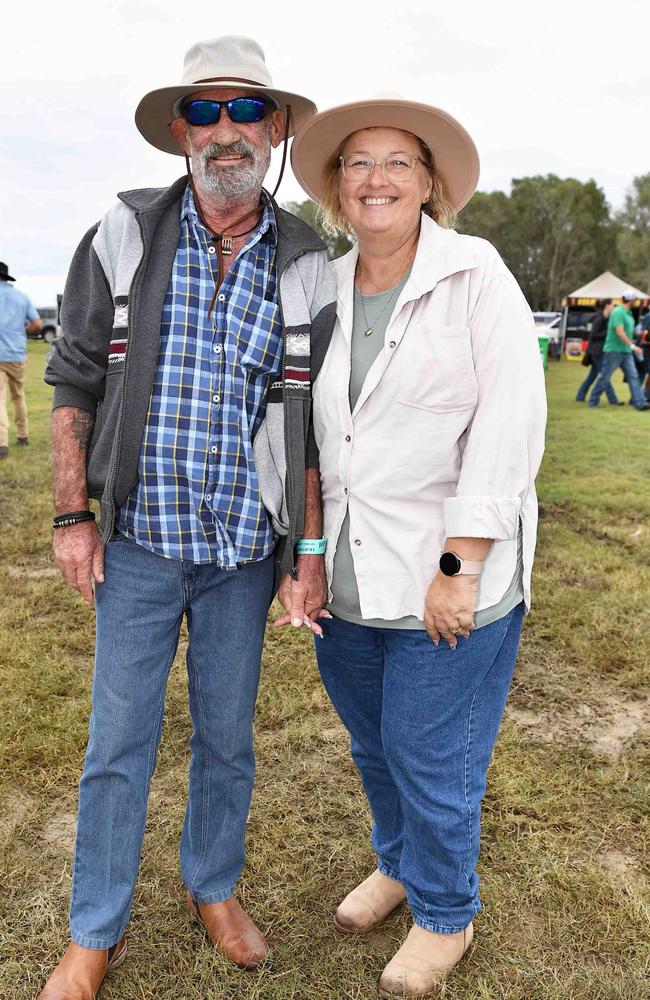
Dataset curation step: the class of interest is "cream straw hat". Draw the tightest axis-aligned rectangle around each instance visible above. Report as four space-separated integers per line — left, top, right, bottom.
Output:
291 94 480 212
136 35 317 155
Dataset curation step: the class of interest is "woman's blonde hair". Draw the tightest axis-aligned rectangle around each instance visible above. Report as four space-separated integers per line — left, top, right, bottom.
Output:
317 132 457 237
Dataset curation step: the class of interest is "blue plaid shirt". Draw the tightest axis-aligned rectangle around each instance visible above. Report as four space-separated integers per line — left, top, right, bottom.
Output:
118 187 282 565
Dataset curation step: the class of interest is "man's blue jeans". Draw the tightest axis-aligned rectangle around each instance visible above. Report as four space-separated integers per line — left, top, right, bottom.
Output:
69 535 275 948
576 355 619 404
314 604 524 934
588 352 646 408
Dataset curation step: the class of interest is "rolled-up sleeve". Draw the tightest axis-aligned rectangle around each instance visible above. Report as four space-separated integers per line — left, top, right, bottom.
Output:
25 298 39 323
443 269 547 540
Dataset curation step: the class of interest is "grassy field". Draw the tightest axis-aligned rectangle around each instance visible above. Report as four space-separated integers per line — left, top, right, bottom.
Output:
0 343 648 999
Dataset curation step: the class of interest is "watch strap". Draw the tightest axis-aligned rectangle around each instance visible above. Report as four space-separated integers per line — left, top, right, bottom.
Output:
440 550 484 576
456 558 484 575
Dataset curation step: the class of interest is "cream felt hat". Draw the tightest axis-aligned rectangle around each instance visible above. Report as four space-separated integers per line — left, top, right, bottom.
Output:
291 94 480 212
135 35 317 154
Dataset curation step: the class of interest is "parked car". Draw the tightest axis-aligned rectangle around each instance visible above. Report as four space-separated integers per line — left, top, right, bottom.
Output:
532 311 562 328
31 306 58 343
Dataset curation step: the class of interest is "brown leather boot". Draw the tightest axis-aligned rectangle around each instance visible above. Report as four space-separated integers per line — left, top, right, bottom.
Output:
378 923 473 998
38 938 127 999
187 893 269 971
334 870 407 934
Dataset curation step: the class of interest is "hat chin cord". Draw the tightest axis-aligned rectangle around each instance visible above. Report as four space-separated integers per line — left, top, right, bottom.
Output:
182 106 291 316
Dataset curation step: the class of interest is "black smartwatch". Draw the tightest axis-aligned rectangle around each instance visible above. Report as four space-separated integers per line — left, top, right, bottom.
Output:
439 551 484 577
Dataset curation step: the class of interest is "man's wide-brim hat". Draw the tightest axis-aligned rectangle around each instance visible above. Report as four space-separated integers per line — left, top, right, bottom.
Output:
291 95 480 213
136 35 317 155
0 262 16 282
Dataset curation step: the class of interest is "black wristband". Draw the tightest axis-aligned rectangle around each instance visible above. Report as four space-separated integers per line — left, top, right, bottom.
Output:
53 510 96 529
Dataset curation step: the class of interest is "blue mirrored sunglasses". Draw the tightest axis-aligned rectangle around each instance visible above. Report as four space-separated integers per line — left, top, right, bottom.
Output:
181 97 271 126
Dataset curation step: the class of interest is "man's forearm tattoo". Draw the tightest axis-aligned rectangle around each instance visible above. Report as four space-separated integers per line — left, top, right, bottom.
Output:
71 410 95 449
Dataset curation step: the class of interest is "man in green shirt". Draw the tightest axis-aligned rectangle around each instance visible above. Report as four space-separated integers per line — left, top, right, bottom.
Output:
588 290 649 409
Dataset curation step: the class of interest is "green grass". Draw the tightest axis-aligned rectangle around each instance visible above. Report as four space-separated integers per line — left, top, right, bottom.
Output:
0 344 648 999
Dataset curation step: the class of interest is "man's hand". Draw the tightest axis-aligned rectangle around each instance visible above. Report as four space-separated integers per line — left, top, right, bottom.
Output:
53 520 105 606
423 571 479 649
272 554 329 636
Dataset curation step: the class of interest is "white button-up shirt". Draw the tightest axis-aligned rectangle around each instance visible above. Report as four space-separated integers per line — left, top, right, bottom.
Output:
313 215 547 621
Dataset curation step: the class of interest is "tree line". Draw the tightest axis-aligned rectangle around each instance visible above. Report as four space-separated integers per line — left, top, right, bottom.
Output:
285 172 650 311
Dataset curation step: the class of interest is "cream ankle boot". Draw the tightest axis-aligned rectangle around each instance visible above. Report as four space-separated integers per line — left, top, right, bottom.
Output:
378 922 473 997
334 870 407 933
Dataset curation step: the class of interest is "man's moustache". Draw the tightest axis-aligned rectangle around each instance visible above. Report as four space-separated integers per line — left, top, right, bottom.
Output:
201 142 255 160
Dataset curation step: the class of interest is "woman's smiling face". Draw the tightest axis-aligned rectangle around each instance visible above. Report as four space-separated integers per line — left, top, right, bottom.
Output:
338 127 432 239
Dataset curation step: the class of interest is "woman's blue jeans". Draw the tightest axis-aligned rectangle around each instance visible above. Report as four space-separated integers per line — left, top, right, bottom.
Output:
69 535 275 948
314 604 525 934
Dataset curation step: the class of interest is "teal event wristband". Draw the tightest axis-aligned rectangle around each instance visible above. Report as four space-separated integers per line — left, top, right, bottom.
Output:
296 536 327 556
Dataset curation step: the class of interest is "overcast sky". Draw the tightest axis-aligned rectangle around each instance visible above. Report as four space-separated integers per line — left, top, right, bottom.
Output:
3 0 650 306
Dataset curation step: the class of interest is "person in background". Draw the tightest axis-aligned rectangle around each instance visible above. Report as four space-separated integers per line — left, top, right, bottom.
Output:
635 307 650 401
575 299 622 404
0 261 42 458
588 291 649 410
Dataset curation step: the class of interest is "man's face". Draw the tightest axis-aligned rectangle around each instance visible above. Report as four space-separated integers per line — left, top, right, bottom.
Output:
604 302 615 317
170 88 285 199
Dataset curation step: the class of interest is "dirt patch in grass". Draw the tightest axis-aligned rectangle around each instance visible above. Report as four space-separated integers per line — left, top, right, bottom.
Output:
598 850 643 879
0 789 36 838
41 805 77 852
505 693 649 760
6 563 59 580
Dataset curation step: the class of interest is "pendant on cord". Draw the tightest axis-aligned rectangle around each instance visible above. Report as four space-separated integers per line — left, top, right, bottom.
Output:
364 328 373 337
221 236 233 255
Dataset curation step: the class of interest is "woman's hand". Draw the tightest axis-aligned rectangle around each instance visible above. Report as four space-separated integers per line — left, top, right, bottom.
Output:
272 556 330 637
423 571 479 649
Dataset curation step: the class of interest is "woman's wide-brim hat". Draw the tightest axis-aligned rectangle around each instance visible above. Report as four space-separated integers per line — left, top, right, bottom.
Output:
291 95 480 213
136 35 317 155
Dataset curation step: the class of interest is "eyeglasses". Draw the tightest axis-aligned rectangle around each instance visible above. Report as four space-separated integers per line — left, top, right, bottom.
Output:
339 154 425 182
181 97 271 126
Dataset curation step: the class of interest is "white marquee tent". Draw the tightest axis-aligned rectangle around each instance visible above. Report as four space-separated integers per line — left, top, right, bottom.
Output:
564 271 649 306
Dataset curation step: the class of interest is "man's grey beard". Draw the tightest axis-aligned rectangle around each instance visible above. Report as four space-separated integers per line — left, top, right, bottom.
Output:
190 132 272 198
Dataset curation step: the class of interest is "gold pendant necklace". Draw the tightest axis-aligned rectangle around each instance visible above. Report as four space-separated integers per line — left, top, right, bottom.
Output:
358 282 402 337
355 244 416 335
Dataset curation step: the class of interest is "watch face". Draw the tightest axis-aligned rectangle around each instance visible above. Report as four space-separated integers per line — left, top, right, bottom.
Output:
440 551 461 577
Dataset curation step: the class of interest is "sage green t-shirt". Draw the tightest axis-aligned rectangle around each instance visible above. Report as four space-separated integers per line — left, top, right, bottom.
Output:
603 305 634 354
327 279 524 630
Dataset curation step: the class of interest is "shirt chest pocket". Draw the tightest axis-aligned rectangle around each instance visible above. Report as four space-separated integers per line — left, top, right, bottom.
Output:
398 324 478 413
237 298 282 377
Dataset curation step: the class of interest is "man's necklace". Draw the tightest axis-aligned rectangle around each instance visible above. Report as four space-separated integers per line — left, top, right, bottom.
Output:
355 247 415 337
185 160 264 316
